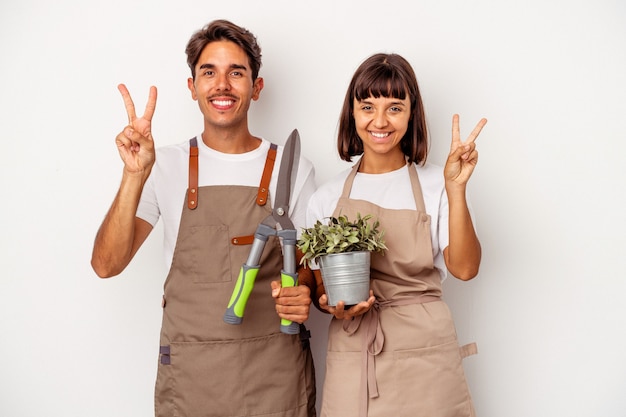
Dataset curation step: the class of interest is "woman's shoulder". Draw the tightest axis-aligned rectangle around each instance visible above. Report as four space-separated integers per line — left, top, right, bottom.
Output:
315 166 353 192
415 161 444 186
415 160 443 173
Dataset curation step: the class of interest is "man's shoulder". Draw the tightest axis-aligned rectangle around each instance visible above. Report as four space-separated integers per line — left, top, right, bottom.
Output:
151 139 194 173
272 138 315 175
156 137 194 152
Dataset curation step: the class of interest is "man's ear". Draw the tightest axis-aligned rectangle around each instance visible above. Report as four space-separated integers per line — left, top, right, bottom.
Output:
252 77 264 101
187 77 197 100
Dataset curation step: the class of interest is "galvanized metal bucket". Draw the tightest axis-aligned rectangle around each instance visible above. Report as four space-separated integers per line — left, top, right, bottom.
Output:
319 251 370 307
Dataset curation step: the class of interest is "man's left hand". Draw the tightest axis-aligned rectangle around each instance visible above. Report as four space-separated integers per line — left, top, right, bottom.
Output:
271 282 311 324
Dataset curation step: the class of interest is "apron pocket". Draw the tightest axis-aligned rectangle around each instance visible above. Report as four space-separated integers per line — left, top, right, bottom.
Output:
162 334 307 417
177 225 231 284
321 351 361 417
240 333 308 415
393 340 474 417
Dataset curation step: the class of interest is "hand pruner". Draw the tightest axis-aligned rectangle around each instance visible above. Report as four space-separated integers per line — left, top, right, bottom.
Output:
223 129 301 334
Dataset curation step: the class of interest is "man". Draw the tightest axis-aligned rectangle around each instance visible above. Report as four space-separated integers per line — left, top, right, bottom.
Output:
91 19 317 417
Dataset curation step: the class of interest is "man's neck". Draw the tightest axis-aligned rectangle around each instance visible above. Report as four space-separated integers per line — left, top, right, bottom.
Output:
200 126 261 154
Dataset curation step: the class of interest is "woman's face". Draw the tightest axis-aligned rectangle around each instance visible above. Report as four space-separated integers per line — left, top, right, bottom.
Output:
353 95 411 159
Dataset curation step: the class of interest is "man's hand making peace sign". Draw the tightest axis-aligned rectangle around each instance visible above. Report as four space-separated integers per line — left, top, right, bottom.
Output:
115 84 158 176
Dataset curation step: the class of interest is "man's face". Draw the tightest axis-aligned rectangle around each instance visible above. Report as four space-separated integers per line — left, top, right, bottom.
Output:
188 40 263 130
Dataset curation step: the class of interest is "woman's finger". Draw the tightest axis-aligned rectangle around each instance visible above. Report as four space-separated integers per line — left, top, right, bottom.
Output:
464 118 488 144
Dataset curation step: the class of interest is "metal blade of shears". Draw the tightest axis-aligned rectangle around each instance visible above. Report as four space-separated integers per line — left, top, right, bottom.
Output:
274 129 301 334
274 129 300 224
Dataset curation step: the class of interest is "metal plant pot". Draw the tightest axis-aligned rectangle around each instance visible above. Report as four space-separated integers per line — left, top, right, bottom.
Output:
319 251 370 307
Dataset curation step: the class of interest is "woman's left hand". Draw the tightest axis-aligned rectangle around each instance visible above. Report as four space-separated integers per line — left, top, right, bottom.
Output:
319 290 375 320
444 114 487 186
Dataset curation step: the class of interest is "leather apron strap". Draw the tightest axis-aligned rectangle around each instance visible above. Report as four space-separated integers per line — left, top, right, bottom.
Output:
187 137 199 210
257 143 278 206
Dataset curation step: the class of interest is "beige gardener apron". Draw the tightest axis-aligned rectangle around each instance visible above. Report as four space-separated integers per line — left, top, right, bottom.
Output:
154 139 315 417
320 161 477 417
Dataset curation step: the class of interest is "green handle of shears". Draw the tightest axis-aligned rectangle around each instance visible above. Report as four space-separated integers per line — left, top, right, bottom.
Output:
223 264 259 325
279 270 300 334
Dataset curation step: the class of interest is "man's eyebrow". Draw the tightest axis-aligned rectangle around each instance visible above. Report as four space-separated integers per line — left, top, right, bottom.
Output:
198 63 248 71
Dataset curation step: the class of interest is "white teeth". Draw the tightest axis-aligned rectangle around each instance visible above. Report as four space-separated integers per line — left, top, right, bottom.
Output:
371 132 389 138
212 100 233 106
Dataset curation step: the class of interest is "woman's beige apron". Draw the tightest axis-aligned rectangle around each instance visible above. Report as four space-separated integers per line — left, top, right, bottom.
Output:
320 162 477 417
155 139 315 417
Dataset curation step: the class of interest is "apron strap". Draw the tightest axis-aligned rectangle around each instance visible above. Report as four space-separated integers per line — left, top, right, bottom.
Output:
460 342 478 358
406 161 427 213
340 161 360 199
188 137 199 210
257 143 278 206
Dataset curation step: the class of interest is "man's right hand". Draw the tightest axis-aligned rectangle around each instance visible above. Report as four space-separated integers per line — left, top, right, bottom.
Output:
90 84 157 278
115 84 157 175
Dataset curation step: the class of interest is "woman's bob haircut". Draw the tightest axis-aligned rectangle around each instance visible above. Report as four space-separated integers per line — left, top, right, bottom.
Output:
337 53 428 165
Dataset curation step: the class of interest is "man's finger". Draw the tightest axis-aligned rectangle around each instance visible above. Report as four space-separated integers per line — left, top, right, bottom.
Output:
142 86 158 121
271 281 281 298
118 84 137 124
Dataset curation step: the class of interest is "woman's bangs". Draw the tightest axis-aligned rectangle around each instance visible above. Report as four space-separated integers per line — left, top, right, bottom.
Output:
354 69 408 101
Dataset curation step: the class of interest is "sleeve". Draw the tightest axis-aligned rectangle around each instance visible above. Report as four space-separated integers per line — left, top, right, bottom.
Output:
136 170 161 227
304 170 347 229
437 187 450 252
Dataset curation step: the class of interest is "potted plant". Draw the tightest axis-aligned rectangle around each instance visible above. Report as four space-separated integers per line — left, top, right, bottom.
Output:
297 213 387 307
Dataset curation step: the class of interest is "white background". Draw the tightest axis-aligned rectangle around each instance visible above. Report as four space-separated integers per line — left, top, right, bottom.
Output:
1 0 625 416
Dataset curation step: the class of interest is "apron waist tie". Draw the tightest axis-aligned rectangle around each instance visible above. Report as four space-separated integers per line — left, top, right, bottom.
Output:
343 294 441 417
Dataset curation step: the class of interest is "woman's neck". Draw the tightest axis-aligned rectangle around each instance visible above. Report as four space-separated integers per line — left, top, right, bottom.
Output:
358 151 407 174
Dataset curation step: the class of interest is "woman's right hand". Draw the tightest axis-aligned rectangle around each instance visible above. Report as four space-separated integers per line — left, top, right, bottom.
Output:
319 290 375 320
115 84 158 175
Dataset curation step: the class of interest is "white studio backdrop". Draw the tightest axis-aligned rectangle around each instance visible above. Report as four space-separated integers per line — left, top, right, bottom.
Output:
1 0 625 416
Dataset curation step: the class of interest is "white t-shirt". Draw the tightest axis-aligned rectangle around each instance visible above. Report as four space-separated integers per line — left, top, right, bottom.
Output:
137 136 316 270
305 162 460 280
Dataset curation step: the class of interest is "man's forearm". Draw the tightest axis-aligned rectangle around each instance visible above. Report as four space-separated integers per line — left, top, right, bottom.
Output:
91 171 149 277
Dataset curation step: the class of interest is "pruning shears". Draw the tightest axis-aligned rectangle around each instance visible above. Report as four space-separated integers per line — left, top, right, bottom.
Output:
223 129 301 334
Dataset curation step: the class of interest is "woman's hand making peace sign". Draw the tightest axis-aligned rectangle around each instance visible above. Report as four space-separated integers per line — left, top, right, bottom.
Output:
444 114 487 188
115 84 158 176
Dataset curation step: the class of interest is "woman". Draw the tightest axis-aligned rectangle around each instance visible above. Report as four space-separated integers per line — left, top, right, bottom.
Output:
306 53 487 417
